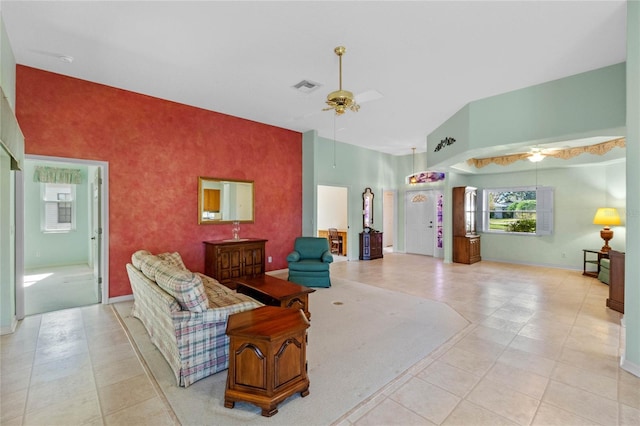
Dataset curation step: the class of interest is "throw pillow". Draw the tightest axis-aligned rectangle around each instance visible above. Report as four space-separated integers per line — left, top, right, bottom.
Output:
139 254 165 281
157 251 187 270
155 262 209 312
131 250 152 270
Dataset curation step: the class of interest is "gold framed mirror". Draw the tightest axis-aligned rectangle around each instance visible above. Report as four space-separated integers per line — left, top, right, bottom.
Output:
363 187 374 228
198 177 255 224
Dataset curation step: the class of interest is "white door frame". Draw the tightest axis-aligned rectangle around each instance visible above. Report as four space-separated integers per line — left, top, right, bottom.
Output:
316 184 349 259
91 167 103 303
16 155 109 319
382 190 396 250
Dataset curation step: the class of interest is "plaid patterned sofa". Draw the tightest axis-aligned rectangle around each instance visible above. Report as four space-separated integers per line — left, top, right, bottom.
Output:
126 250 263 387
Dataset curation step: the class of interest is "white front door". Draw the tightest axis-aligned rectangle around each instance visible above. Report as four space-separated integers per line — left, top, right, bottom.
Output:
405 190 435 256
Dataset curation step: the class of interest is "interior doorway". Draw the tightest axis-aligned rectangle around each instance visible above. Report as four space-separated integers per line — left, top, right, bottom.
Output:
405 189 437 256
18 155 109 317
317 185 348 261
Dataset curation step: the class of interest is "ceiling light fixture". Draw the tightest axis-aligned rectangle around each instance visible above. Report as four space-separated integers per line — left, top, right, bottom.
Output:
528 151 545 162
324 46 360 115
410 147 417 184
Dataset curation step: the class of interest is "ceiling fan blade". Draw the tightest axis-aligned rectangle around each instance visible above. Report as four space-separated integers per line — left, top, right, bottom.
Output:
355 90 383 104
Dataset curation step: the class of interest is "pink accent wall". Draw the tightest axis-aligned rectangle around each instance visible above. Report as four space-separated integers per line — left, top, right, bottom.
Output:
16 66 302 298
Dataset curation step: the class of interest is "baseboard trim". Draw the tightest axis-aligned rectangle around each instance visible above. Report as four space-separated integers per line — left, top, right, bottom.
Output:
267 268 288 275
621 356 640 377
108 294 134 304
619 317 640 377
0 316 18 335
480 257 581 272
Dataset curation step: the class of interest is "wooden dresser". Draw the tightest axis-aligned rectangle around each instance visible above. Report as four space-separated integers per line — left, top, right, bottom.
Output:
203 238 267 289
606 250 625 313
359 231 383 260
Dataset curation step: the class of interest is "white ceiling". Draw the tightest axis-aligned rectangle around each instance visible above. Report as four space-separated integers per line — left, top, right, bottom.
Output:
1 0 628 163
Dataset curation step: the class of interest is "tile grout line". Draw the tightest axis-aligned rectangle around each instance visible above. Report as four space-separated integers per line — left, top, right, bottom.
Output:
109 304 181 425
19 315 41 425
82 308 108 425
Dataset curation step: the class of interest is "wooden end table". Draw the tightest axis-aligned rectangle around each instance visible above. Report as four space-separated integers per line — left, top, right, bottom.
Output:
582 249 608 278
224 306 310 417
235 274 315 320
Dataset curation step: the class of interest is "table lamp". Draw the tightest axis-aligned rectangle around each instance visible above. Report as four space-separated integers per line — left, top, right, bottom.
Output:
593 207 621 252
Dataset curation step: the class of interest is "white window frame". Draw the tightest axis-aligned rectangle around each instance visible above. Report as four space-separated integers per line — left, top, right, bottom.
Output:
482 186 553 236
41 183 77 233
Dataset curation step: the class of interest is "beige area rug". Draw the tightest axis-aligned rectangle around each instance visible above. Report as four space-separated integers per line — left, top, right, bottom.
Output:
113 277 469 425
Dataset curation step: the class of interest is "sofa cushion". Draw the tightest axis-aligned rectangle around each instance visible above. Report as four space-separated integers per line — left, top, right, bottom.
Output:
155 262 209 312
196 273 231 298
288 259 331 272
157 251 187 270
131 250 152 270
139 254 166 281
206 291 261 309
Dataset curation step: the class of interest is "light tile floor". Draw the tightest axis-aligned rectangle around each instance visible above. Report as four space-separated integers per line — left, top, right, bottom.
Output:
24 264 98 316
1 253 639 425
333 255 640 426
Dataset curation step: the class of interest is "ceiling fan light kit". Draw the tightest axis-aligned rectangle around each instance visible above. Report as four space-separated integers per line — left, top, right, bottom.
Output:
528 152 545 162
325 46 360 115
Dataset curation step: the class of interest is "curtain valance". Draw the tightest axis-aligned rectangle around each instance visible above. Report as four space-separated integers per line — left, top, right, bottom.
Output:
33 166 83 184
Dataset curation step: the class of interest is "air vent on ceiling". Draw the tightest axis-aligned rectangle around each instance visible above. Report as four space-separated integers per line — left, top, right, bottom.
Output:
293 80 322 94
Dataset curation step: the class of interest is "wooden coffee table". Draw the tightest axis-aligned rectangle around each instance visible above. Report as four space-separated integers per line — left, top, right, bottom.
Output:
235 274 315 320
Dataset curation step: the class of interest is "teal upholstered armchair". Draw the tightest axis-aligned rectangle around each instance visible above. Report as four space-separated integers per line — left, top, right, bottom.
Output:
287 237 333 288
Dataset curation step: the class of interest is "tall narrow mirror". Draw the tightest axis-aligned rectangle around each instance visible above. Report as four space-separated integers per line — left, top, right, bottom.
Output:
198 177 255 224
363 187 374 228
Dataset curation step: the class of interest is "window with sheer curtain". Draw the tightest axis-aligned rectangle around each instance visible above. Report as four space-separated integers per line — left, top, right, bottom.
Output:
41 183 76 232
33 166 82 233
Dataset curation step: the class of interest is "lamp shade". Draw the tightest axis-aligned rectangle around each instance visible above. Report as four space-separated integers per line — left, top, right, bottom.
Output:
593 208 621 226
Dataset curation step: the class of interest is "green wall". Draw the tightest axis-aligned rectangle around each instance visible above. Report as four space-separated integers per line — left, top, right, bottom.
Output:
304 130 432 259
623 0 640 375
0 14 17 333
0 147 15 333
1 15 16 107
23 160 90 269
428 63 626 169
470 63 625 148
465 162 625 269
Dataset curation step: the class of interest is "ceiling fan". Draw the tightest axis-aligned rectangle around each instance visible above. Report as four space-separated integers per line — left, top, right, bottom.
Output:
324 46 360 115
